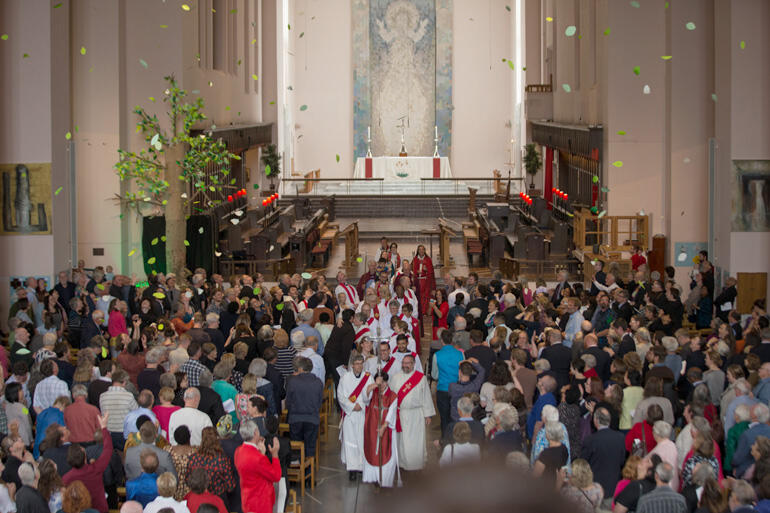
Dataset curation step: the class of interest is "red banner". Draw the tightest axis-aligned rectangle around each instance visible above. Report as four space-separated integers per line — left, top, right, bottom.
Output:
433 157 441 178
365 157 372 178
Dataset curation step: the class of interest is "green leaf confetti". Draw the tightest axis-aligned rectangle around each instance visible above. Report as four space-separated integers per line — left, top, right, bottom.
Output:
299 104 308 111
336 154 340 162
80 46 86 55
603 28 611 36
139 58 148 68
562 84 571 93
740 40 746 49
151 237 159 245
617 130 626 135
612 161 624 167
54 186 63 195
685 22 696 30
1 34 8 41
633 66 640 76
65 132 72 140
147 257 156 264
508 60 515 70
128 249 136 256
630 1 640 7
252 74 258 81
565 26 576 37
183 240 190 246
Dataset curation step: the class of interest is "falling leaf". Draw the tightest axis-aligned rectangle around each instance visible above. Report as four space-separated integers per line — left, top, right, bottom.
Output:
505 5 511 11
299 32 305 38
230 8 237 14
562 84 571 93
740 40 746 49
597 210 608 218
65 132 72 140
660 55 672 60
183 240 190 246
252 73 258 81
601 187 610 193
356 257 363 263
198 227 204 234
181 192 188 199
265 164 272 176
287 86 293 91
269 245 275 252
1 34 8 41
54 186 63 195
301 272 312 279
545 16 553 22
685 22 696 30
633 66 640 76
234 209 244 217
612 161 624 167
592 175 599 184
299 104 308 111
508 60 515 70
643 84 651 94
565 26 577 37
208 81 213 87
97 284 105 291
160 24 168 28
147 257 156 265
711 93 717 102
153 292 166 299
336 154 340 162
603 28 611 36
80 46 86 55
151 237 159 245
630 0 640 7
683 157 691 164
276 303 284 311
139 58 148 68
150 133 160 147
23 53 29 58
53 3 62 7
181 4 190 11
269 101 275 105
617 130 626 135
230 218 240 225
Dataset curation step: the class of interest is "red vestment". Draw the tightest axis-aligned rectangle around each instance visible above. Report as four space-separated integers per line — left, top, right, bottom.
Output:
364 387 397 467
414 255 435 318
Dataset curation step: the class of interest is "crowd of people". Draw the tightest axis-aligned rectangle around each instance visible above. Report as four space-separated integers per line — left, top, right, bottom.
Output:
0 245 769 513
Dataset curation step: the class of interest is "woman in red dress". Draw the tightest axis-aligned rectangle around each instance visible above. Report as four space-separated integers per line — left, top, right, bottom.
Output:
413 244 435 320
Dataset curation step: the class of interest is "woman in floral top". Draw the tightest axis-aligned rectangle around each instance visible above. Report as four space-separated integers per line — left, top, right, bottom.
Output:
187 427 237 499
166 425 196 500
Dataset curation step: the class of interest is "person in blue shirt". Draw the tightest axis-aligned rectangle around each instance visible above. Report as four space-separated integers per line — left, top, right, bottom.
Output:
291 309 325 355
526 375 558 440
126 450 159 507
431 330 464 436
563 298 584 348
33 396 68 459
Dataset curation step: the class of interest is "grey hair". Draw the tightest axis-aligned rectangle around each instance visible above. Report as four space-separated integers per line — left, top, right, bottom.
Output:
205 312 219 324
692 462 716 486
299 309 314 323
690 416 711 437
755 403 770 424
457 396 473 416
498 407 519 431
257 325 274 341
249 358 267 378
505 451 529 471
735 403 752 423
145 347 165 365
71 384 88 398
662 336 678 352
290 330 306 349
655 462 674 483
544 421 562 442
533 359 551 372
454 316 467 330
732 479 757 506
580 354 597 369
198 369 213 388
350 354 365 365
652 420 672 440
183 387 200 401
735 378 752 395
18 462 36 486
239 419 259 441
594 407 611 428
541 404 559 423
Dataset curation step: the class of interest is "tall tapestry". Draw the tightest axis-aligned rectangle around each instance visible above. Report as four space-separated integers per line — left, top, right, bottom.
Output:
353 0 452 158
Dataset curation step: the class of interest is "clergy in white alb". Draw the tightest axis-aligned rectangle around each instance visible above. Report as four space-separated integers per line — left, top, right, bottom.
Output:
337 354 370 478
335 271 360 307
389 354 435 471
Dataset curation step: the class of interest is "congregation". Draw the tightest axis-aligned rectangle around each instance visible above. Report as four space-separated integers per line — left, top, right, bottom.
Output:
1 242 769 513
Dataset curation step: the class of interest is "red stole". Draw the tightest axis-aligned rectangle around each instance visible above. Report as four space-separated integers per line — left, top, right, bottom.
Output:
366 316 376 327
347 372 370 403
354 326 370 342
364 387 397 466
395 371 424 432
382 357 395 374
341 283 356 304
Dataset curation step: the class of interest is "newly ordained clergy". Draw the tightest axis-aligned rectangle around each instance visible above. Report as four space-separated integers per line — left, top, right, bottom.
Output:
337 354 370 480
362 371 399 487
389 354 435 472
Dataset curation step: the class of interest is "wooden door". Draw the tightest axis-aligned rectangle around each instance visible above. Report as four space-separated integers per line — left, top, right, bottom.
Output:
737 272 767 313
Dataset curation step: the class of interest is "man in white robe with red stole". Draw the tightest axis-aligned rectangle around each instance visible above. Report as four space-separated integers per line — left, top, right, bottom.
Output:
365 341 396 376
337 354 370 480
335 271 360 308
362 371 399 487
389 354 434 472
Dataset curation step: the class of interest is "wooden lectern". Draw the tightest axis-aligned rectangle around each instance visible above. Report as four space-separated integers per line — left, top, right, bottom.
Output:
438 218 455 269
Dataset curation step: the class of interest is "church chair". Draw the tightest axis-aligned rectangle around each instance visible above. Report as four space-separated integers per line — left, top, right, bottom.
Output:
285 489 301 513
278 422 290 437
287 440 315 497
319 407 328 443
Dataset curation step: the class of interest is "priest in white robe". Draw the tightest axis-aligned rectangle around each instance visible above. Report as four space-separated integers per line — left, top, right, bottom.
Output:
337 354 370 480
389 354 434 471
391 335 423 373
335 271 360 307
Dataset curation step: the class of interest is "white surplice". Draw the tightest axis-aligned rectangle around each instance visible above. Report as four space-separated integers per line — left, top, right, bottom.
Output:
337 371 369 471
388 370 435 471
391 350 423 374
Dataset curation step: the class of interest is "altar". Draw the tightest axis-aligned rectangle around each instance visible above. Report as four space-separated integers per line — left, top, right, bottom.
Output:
353 156 452 180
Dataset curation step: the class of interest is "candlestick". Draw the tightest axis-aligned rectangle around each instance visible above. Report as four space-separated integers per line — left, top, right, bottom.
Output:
368 126 371 139
434 125 438 138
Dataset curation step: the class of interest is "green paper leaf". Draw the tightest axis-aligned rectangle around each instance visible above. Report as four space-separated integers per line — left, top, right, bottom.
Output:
252 73 258 80
253 183 260 190
711 93 717 102
181 4 191 11
184 240 190 246
356 257 363 263
633 66 640 76
660 55 672 60
301 272 312 279
153 292 166 299
198 227 204 234
0 34 8 41
265 164 271 176
128 249 136 256
54 186 63 195
80 46 86 55
565 26 577 37
74 125 79 132
740 40 746 49
147 257 156 265
269 101 275 105
508 60 515 70
617 130 626 135
23 53 29 58
160 24 168 28
603 28 611 36
299 32 305 38
230 8 237 14
685 22 696 30
288 24 291 30
505 5 511 11
630 0 640 7
336 154 340 162
53 3 62 8
97 284 105 291
592 176 599 183
546 16 553 22
597 210 607 218
562 83 571 93
139 58 148 68
299 104 308 111
276 303 284 311
612 161 624 167
601 187 610 193
65 131 72 140
151 237 159 245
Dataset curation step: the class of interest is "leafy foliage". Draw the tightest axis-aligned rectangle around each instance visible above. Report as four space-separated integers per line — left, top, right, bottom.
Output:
261 144 281 178
114 75 239 212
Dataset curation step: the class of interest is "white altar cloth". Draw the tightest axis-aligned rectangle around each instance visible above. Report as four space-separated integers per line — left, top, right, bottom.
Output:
353 156 452 180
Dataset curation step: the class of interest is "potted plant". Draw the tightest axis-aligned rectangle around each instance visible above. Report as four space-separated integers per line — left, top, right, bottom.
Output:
261 144 281 191
523 143 542 190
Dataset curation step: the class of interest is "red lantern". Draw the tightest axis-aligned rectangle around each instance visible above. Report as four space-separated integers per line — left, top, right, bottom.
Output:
564 193 568 200
227 195 233 202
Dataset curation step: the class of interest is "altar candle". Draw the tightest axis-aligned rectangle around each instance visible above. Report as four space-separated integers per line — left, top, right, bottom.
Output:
434 125 438 138
368 126 371 140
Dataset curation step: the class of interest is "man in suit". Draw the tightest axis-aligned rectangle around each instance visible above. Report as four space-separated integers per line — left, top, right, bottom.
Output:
610 318 635 358
550 270 572 306
581 333 611 383
612 289 634 323
441 396 484 446
582 407 626 500
541 330 572 387
732 402 770 477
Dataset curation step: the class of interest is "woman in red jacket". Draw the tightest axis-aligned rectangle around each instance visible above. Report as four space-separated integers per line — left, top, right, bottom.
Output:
234 419 281 513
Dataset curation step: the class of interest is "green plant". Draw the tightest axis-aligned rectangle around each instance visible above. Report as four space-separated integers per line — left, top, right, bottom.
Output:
114 75 238 274
523 143 542 188
261 144 281 180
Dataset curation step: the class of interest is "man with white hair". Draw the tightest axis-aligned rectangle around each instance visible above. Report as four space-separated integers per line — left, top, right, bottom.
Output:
203 312 225 354
725 403 752 475
550 269 572 305
338 354 370 481
732 402 770 476
16 461 47 513
352 311 371 346
335 271 360 307
724 378 759 436
291 308 324 355
501 293 521 330
299 336 325 383
290 329 306 351
635 462 687 513
168 387 213 446
452 316 470 351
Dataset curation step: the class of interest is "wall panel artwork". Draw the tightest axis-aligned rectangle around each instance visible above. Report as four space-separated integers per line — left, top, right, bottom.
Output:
353 0 452 159
732 160 770 232
0 163 52 235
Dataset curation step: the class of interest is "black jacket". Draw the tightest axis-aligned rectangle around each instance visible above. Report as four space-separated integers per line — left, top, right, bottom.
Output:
541 343 572 387
323 322 355 370
286 373 323 425
16 486 49 513
581 427 627 498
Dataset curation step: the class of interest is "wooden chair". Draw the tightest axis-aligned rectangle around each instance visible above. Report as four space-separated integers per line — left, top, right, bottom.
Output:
285 489 301 513
278 422 290 437
287 440 315 497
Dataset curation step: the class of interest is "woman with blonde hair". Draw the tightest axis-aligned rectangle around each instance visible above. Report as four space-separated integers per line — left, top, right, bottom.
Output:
613 454 642 502
439 422 481 467
272 329 296 380
558 458 604 513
